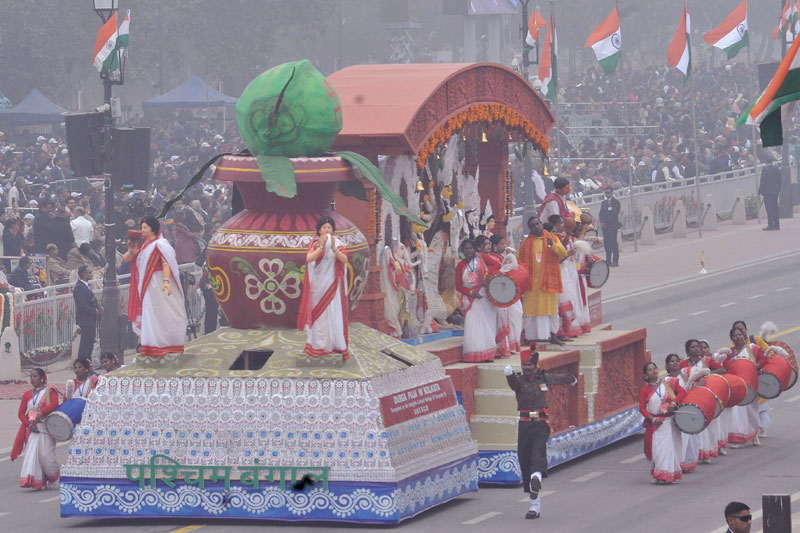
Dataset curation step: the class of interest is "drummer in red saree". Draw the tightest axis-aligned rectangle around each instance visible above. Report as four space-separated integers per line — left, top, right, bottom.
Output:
124 216 188 357
476 235 510 359
297 216 349 360
455 239 497 362
726 327 765 447
12 368 60 490
679 339 723 463
639 361 686 484
665 353 698 473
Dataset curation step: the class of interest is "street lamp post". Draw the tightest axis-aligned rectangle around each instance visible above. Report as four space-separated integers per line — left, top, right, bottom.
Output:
93 0 125 361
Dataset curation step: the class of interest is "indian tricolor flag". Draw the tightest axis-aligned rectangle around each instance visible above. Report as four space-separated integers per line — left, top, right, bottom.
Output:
584 7 621 76
771 0 798 40
92 13 118 73
538 16 557 101
667 2 691 79
737 31 800 146
704 1 748 60
526 9 546 46
106 10 130 73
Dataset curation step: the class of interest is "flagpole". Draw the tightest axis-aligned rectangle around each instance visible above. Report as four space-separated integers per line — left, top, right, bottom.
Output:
617 3 638 252
745 1 761 224
688 1 703 239
550 0 562 176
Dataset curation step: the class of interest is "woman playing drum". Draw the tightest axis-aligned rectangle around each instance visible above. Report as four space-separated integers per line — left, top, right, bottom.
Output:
679 339 720 463
639 361 686 484
11 369 60 490
700 340 729 454
726 327 765 447
456 239 498 362
665 353 699 473
479 235 511 359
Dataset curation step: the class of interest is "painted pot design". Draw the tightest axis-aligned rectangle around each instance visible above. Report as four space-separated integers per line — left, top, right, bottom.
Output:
208 155 369 329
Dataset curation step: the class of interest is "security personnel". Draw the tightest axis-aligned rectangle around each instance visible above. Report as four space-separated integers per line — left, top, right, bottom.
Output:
505 343 577 519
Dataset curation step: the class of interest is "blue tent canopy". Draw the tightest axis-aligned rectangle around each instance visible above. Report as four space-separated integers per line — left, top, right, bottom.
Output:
0 88 67 125
142 75 237 109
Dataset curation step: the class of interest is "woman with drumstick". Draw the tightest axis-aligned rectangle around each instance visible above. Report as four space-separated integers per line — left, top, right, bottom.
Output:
477 235 510 359
455 239 497 362
639 361 686 484
726 328 765 447
666 353 699 473
66 358 98 400
700 340 729 456
11 368 60 490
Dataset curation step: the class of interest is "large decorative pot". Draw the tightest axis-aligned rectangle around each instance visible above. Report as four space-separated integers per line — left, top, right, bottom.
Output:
208 155 369 329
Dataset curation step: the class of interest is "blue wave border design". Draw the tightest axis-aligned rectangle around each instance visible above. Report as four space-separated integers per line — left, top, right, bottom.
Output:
60 455 478 524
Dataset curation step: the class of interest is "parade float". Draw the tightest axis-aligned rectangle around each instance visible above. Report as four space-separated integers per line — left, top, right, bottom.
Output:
59 60 478 523
59 60 651 520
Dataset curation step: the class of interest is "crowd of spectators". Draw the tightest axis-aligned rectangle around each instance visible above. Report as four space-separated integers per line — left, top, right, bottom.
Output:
542 61 781 198
0 113 242 292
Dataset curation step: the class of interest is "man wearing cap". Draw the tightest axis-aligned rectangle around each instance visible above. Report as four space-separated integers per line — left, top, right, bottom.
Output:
504 344 577 519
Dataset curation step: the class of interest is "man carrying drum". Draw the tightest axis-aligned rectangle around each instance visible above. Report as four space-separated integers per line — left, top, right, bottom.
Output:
517 217 567 346
504 344 577 519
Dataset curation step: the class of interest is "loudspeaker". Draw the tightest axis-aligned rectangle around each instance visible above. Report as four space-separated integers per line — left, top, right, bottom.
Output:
111 127 151 190
758 61 780 90
65 112 105 177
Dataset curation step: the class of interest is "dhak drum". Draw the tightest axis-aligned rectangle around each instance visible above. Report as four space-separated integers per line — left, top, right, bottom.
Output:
674 387 717 434
44 398 86 441
722 374 748 407
704 374 731 416
585 256 609 288
769 341 798 390
727 357 759 405
486 265 530 308
758 355 793 399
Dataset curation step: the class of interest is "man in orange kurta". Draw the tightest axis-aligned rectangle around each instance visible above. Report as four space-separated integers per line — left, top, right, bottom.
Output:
517 216 566 345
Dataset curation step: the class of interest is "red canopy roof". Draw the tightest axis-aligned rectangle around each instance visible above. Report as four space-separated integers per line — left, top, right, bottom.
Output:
329 62 553 156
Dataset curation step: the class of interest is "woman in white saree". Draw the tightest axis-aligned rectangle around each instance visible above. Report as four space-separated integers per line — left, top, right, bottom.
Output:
124 217 188 357
297 216 349 359
12 369 60 490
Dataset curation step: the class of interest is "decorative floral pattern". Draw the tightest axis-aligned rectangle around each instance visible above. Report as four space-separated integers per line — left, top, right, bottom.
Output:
416 102 550 169
60 458 477 523
232 257 303 316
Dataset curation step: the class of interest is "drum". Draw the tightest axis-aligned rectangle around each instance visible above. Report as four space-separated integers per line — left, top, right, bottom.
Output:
758 355 793 399
726 358 759 405
722 374 748 407
704 374 731 416
674 387 716 434
769 341 798 390
44 398 86 442
486 265 530 308
585 258 609 288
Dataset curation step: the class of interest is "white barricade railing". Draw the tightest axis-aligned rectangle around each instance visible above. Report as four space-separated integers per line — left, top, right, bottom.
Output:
514 163 779 237
12 263 205 362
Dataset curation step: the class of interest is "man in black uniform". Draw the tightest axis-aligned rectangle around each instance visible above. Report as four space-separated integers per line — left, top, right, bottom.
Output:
598 187 621 266
504 344 577 519
758 152 781 231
